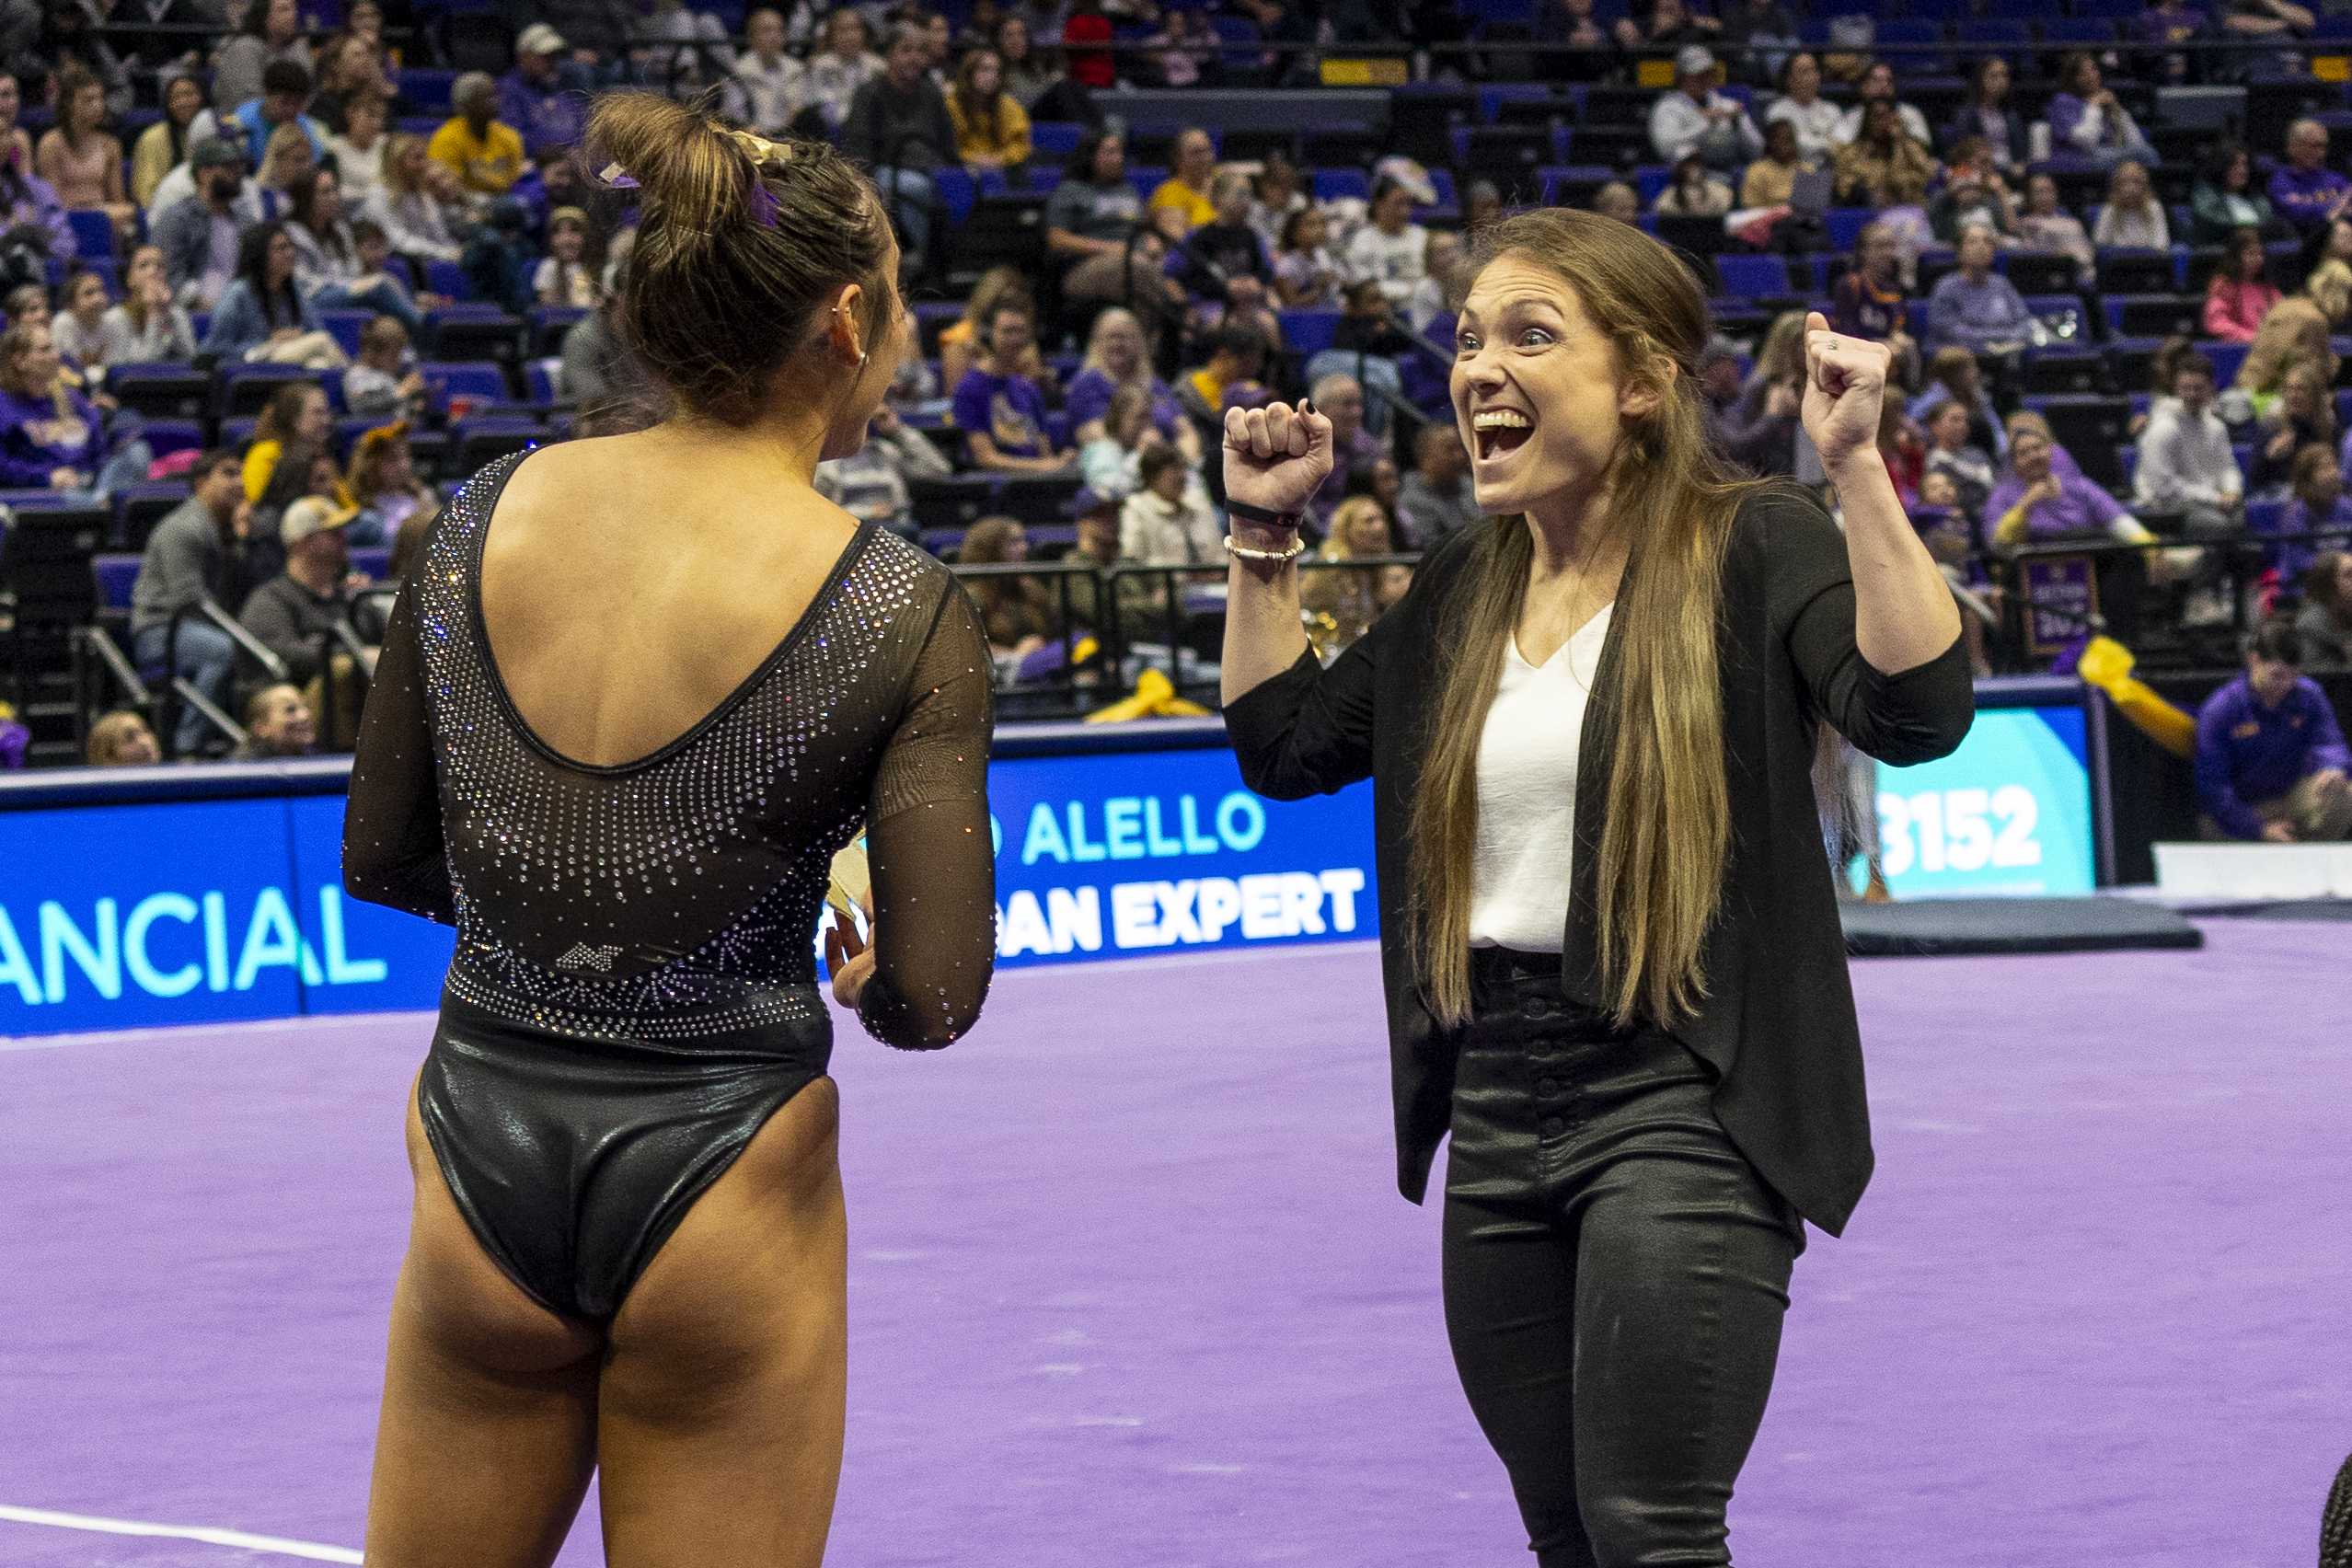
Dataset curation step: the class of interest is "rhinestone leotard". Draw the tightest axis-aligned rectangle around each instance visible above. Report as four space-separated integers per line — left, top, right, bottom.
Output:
344 451 997 1319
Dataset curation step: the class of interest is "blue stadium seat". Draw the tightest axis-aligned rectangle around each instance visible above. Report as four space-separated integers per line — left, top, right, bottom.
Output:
319 308 372 359
2245 498 2289 536
397 69 457 111
91 552 140 612
932 166 976 225
524 359 560 406
1954 17 2031 51
2203 340 2251 386
1312 167 1370 203
1031 121 1085 160
1207 12 1261 69
65 208 112 262
1875 17 1948 72
421 362 510 415
350 547 390 580
1714 254 1793 300
1278 309 1342 357
1824 207 1874 252
2041 17 2118 45
423 259 469 301
140 420 202 458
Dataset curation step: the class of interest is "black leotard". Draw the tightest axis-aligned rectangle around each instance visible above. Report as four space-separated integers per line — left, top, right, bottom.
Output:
343 451 997 1320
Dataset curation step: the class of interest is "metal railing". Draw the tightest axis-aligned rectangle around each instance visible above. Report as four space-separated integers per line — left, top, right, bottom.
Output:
950 551 1421 719
1996 523 2346 668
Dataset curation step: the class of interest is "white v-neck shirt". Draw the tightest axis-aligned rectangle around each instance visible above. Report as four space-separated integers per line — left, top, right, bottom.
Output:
1468 604 1614 953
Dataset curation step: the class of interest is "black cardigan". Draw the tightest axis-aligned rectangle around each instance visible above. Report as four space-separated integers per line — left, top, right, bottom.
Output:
1223 489 1976 1236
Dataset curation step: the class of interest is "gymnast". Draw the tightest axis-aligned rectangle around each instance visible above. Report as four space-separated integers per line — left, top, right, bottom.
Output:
342 92 997 1566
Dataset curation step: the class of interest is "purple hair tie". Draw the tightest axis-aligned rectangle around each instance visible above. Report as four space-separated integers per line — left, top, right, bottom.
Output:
596 161 639 190
746 175 778 229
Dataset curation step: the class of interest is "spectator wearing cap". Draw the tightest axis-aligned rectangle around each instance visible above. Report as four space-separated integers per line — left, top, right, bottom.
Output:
429 73 525 198
154 137 265 308
813 400 951 540
2195 623 2352 841
499 24 590 160
1119 444 1221 566
839 23 956 278
1649 47 1762 170
732 9 807 135
239 493 363 686
2269 119 2350 234
1831 61 1933 150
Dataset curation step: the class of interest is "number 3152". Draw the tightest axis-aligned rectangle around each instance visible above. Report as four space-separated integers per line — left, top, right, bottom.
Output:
1875 786 2043 876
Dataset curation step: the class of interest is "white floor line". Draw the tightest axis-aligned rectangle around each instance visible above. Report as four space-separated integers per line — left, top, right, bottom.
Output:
0 1503 364 1562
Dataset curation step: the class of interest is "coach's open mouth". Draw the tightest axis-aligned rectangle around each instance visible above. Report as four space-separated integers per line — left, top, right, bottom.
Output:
1470 407 1534 464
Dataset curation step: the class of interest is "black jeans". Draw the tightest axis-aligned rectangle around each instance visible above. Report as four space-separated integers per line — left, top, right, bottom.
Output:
1443 947 1803 1567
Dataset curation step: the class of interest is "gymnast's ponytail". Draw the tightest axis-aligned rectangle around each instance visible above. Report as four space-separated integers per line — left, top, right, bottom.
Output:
585 92 897 426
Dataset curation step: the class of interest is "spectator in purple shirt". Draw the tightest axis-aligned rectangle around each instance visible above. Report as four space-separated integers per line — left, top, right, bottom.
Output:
2194 621 2352 840
951 301 1073 473
1926 224 2037 357
1983 422 2158 549
2267 120 2352 233
2044 52 2157 168
496 24 591 160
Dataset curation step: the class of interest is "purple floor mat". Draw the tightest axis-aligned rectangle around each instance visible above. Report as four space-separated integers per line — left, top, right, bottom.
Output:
1 924 2343 1567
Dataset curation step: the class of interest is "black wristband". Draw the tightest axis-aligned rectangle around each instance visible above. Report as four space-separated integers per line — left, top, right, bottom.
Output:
1226 498 1302 530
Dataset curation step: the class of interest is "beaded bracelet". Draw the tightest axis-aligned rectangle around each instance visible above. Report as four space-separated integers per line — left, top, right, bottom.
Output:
1224 533 1307 564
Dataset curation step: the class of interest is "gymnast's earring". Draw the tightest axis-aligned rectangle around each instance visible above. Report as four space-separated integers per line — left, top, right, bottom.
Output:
832 302 869 370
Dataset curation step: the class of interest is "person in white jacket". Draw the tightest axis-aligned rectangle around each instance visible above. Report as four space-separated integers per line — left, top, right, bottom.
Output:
1649 47 1763 170
2135 353 2245 620
2135 355 2242 526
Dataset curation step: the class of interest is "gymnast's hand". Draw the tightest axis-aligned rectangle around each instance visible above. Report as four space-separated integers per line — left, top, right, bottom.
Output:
825 900 876 1009
1222 399 1334 524
1799 309 1893 473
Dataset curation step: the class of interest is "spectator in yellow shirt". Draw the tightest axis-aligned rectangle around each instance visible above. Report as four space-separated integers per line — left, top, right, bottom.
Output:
946 47 1032 172
1148 126 1216 226
427 72 525 197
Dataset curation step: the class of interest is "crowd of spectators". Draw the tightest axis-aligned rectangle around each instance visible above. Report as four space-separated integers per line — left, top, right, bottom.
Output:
0 0 2334 845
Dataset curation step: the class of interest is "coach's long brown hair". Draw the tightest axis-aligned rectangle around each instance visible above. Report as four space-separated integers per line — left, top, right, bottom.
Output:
1410 208 1764 1029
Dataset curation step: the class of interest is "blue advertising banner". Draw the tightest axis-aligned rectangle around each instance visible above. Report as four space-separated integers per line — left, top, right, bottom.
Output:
0 692 2093 1038
986 747 1374 967
1874 704 2095 898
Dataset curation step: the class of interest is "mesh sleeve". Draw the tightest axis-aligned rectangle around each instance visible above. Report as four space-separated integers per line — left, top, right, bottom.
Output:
341 578 455 924
856 579 998 1050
